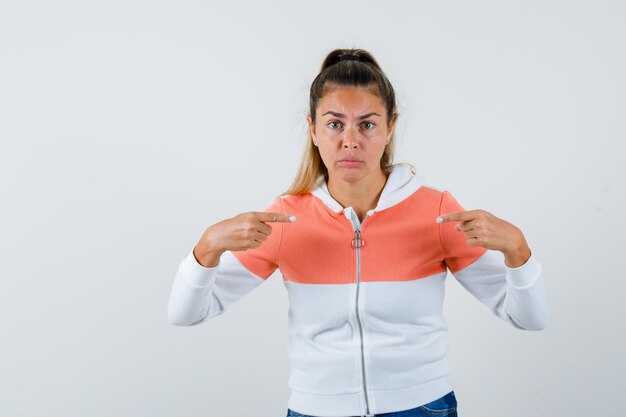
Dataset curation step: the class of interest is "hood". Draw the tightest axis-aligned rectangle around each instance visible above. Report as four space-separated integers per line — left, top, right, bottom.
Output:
310 163 425 216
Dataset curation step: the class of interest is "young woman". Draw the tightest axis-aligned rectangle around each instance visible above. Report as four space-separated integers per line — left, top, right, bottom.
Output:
168 48 549 417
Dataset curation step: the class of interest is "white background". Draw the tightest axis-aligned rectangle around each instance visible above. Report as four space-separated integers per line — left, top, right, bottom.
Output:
1 1 624 416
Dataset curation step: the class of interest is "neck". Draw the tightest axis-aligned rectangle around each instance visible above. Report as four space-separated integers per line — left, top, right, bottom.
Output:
327 168 388 216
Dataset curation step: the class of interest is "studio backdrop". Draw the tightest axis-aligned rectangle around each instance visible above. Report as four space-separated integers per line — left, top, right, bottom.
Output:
1 1 624 416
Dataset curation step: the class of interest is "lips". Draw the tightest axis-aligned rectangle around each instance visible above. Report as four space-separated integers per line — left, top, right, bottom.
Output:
338 160 363 168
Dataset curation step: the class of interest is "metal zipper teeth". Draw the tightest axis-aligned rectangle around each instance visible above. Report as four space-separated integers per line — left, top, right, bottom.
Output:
351 212 374 417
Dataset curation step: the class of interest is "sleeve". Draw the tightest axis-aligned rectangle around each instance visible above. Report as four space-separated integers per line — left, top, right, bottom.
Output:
167 196 284 326
438 190 549 331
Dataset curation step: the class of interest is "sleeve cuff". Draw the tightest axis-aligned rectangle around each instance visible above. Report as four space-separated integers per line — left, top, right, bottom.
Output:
505 251 542 289
180 249 220 287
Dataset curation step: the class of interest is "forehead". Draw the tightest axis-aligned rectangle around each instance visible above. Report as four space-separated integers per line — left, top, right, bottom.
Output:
318 86 384 112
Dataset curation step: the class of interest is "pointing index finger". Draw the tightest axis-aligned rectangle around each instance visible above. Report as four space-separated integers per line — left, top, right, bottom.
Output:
435 210 474 223
256 211 296 223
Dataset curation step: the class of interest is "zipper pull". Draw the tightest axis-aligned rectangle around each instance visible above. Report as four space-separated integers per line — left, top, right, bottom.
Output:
351 229 365 248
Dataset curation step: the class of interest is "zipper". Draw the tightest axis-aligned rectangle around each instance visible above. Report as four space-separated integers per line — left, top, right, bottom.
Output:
348 210 375 417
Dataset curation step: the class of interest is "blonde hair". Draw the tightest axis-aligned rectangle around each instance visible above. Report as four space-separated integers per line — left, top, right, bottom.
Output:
281 48 407 196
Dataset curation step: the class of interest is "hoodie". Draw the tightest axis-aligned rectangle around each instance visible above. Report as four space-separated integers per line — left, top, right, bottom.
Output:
167 163 549 417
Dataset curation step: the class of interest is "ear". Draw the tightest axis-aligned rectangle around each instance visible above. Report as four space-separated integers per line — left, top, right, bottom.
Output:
306 115 317 145
386 114 397 142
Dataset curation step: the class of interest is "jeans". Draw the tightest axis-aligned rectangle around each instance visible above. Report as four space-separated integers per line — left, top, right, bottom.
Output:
286 390 457 417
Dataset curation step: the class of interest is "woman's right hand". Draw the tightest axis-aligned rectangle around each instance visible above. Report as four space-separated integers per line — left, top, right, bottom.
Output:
193 211 296 267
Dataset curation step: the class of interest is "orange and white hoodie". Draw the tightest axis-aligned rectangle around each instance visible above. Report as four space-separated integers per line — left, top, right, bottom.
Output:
167 164 549 417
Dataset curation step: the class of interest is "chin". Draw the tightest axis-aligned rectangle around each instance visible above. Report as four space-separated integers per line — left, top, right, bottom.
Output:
333 168 366 183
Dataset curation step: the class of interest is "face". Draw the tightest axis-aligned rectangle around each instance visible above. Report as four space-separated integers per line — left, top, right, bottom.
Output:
306 85 395 184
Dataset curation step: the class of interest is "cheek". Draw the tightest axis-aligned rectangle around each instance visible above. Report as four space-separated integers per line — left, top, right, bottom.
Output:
320 145 338 160
365 141 389 162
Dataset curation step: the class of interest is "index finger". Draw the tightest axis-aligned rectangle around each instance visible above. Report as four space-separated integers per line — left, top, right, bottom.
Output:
435 210 477 223
256 211 296 223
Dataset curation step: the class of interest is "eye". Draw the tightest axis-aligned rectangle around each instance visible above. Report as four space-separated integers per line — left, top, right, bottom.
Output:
362 121 375 129
328 121 342 129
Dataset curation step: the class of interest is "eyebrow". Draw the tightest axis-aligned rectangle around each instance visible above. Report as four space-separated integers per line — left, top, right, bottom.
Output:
321 111 381 120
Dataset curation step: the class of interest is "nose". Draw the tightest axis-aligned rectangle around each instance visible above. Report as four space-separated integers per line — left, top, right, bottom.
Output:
342 126 359 148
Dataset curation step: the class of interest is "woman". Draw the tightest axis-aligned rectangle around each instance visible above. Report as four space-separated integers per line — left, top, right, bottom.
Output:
167 48 549 417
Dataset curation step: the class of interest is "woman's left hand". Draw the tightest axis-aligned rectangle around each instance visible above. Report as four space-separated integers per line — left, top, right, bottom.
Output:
436 210 532 268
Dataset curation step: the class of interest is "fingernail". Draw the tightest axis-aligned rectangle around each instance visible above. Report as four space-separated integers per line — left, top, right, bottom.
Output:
436 217 443 223
289 215 296 223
